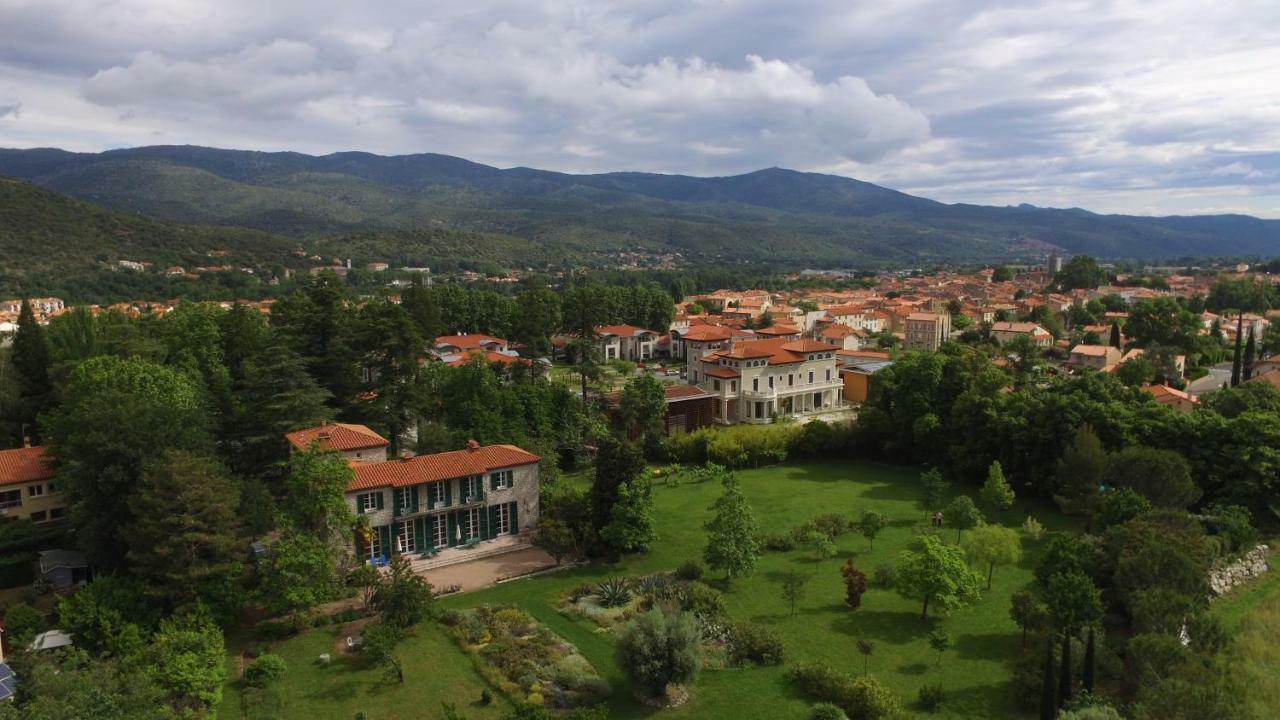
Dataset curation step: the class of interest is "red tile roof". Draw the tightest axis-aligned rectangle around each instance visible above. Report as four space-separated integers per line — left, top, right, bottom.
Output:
705 367 741 378
596 324 658 337
665 385 712 401
348 444 539 491
286 423 389 452
434 334 507 350
0 446 54 487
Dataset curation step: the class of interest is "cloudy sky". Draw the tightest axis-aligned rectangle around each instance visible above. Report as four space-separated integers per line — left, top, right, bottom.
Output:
1 0 1278 216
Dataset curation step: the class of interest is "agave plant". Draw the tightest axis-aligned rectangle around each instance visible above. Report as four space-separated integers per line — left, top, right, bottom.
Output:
595 577 633 608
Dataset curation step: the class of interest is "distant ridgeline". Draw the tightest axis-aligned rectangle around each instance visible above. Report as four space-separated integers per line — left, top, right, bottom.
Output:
4 145 1280 275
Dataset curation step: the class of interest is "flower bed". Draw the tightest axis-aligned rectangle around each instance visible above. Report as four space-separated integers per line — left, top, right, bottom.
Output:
441 605 611 709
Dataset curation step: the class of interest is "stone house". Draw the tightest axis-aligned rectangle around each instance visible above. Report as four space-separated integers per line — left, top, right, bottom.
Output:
0 446 67 524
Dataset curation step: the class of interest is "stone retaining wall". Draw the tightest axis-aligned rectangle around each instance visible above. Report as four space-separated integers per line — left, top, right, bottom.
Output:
1209 544 1270 596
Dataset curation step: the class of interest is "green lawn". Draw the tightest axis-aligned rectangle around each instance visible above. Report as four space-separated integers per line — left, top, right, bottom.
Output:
221 460 1070 720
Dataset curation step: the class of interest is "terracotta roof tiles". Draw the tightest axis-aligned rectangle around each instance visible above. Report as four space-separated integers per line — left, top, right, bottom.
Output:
348 444 539 491
286 423 390 452
0 446 54 487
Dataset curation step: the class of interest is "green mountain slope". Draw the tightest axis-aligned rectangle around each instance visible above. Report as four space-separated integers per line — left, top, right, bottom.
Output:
0 176 298 291
2 145 1278 264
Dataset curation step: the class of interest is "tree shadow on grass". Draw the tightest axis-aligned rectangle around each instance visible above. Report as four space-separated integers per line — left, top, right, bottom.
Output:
856 482 922 503
897 661 930 675
953 632 1016 662
830 608 923 643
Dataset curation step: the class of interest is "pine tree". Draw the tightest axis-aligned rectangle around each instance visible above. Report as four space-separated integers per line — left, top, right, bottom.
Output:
1057 633 1073 708
1108 322 1122 349
1231 312 1244 387
232 343 333 476
1054 424 1106 522
125 450 244 620
703 473 760 580
1082 628 1096 694
1039 642 1057 720
11 299 51 444
1243 327 1257 381
980 460 1016 513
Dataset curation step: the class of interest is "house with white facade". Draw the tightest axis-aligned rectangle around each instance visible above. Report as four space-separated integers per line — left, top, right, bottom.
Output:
596 324 660 361
687 337 842 424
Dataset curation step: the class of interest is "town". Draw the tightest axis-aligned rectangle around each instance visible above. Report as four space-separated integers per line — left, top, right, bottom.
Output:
0 249 1277 720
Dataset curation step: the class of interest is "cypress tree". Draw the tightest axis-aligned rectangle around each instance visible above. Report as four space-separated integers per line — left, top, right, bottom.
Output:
1039 641 1057 720
1230 312 1244 387
11 299 51 444
1243 327 1256 381
1082 628 1096 694
1057 633 1073 708
1108 322 1121 349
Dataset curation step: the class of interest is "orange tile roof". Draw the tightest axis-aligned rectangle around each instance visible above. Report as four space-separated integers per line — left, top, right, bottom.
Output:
665 385 712 401
445 349 526 367
680 325 737 342
286 423 390 452
348 444 539 491
434 334 507 350
705 367 741 378
0 446 54 486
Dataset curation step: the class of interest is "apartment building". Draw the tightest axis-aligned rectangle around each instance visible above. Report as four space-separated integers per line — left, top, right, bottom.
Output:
903 313 952 352
0 447 67 524
288 424 540 564
596 324 660 361
688 337 842 424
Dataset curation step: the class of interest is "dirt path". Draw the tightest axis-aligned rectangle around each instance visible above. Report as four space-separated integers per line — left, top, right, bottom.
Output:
422 546 558 593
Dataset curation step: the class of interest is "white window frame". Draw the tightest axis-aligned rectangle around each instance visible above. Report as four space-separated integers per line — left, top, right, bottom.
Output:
433 517 448 547
396 487 413 511
359 493 378 513
367 529 382 559
428 482 447 508
495 503 512 535
491 470 513 489
464 508 481 539
397 521 415 553
28 484 44 498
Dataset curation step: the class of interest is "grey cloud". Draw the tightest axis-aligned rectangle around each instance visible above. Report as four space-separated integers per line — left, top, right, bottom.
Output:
0 0 1277 215
0 104 19 118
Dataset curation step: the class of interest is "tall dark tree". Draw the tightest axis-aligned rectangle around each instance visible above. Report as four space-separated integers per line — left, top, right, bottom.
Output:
219 302 268 384
511 287 562 356
44 356 212 568
11 299 52 444
590 435 644 533
231 343 333 476
352 300 422 452
1108 323 1122 349
1082 628 1096 694
401 277 444 340
1039 642 1057 720
125 451 244 621
1231 312 1244 387
1057 633 1073 708
1243 327 1257 381
271 271 360 406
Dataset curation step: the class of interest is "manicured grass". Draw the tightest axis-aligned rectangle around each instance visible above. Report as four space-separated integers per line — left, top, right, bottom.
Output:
221 460 1068 719
452 460 1066 719
219 622 513 720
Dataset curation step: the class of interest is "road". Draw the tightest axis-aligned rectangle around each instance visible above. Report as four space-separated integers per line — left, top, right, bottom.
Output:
1187 361 1233 397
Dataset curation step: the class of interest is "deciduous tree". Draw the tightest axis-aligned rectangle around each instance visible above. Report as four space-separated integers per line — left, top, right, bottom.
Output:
943 495 982 542
703 473 760 580
961 524 1022 589
980 461 1015 513
894 535 983 621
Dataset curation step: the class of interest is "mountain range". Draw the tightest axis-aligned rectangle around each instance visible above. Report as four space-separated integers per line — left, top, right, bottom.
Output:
3 145 1279 270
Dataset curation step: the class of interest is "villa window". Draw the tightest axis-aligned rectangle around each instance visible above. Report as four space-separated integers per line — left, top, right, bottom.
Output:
464 507 482 539
494 503 512 535
714 380 721 391
753 378 759 392
0 490 20 509
808 371 814 383
397 520 416 553
396 487 414 511
433 516 449 547
28 484 44 498
490 469 514 490
367 529 383 559
427 482 448 508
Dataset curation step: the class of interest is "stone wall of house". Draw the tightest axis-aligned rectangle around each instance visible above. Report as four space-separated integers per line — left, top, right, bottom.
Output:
1209 544 1270 596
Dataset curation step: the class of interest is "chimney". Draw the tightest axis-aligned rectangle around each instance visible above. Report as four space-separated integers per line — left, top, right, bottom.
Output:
466 439 480 452
400 451 413 462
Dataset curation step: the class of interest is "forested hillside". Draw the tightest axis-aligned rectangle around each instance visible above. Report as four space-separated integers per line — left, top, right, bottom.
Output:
4 146 1279 266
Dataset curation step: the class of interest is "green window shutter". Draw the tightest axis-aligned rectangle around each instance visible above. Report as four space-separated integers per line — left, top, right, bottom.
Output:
488 505 500 539
446 512 458 547
413 517 426 552
355 494 366 513
425 516 436 550
410 485 419 512
375 491 385 510
509 501 519 535
444 481 452 507
490 472 498 490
